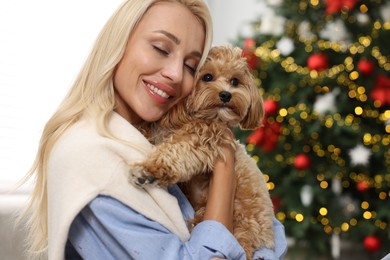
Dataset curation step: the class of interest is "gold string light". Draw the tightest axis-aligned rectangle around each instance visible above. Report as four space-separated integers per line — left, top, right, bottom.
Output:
253 2 390 239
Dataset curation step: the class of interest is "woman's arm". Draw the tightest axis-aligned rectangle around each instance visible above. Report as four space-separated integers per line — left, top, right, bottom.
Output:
204 146 288 260
203 146 236 232
67 195 246 260
204 146 237 260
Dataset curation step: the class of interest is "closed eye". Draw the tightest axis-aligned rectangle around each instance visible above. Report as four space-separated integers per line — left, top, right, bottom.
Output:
184 64 196 75
153 46 169 56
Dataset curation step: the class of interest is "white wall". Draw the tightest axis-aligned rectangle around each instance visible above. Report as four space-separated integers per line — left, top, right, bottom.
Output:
0 0 122 189
0 0 265 189
207 0 266 45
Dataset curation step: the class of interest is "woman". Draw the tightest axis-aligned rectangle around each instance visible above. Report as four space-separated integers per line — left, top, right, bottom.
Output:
20 0 287 259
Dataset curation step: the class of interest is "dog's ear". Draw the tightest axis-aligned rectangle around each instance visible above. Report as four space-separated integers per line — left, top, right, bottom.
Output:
240 76 264 130
159 100 188 129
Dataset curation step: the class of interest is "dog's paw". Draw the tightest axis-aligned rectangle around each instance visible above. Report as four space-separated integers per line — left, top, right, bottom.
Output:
128 165 157 187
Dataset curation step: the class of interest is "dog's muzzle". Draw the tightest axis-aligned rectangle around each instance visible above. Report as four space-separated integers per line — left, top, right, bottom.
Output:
219 91 232 103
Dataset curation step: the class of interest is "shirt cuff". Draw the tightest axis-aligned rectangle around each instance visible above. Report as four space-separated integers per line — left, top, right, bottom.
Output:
190 220 245 259
253 218 288 260
253 247 278 260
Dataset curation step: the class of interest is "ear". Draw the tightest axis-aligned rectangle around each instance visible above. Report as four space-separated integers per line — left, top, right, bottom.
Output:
240 76 264 130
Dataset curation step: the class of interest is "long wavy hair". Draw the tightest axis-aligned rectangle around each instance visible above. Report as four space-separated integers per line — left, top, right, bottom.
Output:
18 0 212 258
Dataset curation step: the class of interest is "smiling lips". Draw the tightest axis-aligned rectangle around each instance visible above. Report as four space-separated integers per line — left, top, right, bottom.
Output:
146 83 170 99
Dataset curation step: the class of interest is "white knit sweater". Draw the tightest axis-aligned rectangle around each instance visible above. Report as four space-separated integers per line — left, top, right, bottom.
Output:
46 112 190 260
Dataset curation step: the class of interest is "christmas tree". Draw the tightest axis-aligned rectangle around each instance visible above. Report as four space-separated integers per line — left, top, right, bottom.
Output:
234 0 390 259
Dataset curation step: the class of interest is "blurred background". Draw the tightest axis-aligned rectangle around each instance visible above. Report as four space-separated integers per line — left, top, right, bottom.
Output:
232 1 390 259
0 0 389 259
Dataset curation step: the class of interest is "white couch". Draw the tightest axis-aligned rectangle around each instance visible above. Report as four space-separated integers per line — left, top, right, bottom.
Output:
0 183 30 260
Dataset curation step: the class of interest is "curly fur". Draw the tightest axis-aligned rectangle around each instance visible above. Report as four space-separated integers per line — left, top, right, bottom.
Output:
130 46 275 259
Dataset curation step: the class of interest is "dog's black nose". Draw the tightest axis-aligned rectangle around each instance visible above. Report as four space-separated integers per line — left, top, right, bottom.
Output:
219 91 232 103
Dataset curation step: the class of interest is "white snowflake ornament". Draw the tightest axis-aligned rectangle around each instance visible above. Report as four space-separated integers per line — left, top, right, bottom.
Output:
319 19 351 45
332 177 342 195
348 144 372 166
356 13 370 25
331 234 341 259
313 88 340 115
300 185 314 207
380 2 390 22
276 37 294 56
298 21 315 41
259 10 285 36
339 195 359 217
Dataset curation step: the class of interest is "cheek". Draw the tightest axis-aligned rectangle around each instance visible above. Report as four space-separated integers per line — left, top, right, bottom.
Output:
114 59 135 93
181 78 195 98
113 71 127 96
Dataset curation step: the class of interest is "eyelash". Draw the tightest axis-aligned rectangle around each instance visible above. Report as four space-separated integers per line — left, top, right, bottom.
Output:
185 64 196 75
153 45 196 75
153 46 169 56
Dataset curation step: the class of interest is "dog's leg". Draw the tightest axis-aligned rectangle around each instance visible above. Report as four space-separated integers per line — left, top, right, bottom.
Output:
129 141 208 186
129 124 230 187
232 144 275 259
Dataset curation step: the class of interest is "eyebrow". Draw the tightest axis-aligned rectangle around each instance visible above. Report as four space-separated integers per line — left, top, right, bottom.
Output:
153 30 202 58
153 30 181 45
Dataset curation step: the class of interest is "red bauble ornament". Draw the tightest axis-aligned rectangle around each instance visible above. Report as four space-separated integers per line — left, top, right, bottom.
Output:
242 38 259 70
358 59 375 76
243 38 256 49
247 128 263 146
242 49 259 70
363 236 381 252
356 180 369 192
246 117 281 152
325 0 358 14
271 196 281 213
264 100 279 115
307 53 329 71
294 153 311 170
370 74 390 106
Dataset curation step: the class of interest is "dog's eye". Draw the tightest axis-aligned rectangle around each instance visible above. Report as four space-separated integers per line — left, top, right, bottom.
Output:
230 78 239 86
202 73 213 82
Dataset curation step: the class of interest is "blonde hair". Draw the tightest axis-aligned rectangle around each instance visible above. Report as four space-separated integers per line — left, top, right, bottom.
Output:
19 0 212 258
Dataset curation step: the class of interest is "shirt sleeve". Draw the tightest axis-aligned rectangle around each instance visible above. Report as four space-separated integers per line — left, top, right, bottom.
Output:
252 218 288 260
68 195 246 260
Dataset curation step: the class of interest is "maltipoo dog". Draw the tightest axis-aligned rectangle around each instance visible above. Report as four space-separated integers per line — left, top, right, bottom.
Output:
130 45 275 259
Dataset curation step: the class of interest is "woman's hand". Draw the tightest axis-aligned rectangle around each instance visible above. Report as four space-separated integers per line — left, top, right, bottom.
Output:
203 146 236 232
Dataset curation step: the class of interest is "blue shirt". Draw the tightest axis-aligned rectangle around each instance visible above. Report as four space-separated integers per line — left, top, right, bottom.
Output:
67 185 287 260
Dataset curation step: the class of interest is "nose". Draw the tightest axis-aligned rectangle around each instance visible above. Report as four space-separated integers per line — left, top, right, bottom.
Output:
219 91 232 103
161 59 183 84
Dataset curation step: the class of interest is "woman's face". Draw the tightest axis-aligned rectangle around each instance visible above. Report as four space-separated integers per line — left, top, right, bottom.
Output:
113 2 205 123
